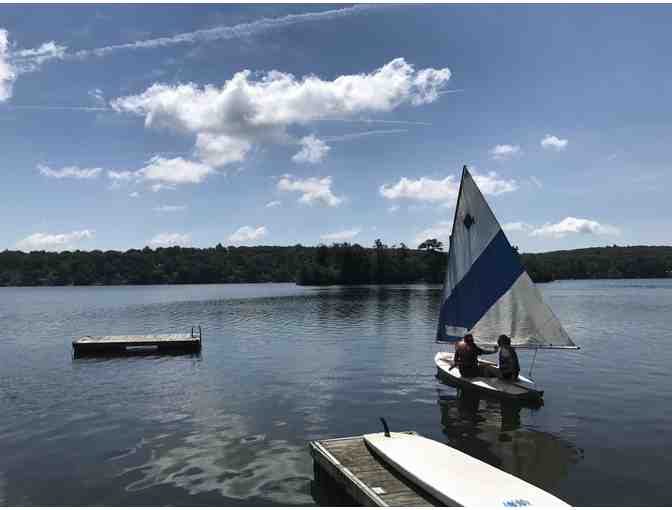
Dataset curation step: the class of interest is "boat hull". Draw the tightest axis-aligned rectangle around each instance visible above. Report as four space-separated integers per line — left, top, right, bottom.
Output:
435 352 544 403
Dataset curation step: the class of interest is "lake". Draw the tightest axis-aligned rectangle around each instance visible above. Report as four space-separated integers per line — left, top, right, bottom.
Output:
1 280 671 506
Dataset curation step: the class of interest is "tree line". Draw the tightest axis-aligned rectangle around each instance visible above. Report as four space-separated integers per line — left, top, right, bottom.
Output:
0 241 670 287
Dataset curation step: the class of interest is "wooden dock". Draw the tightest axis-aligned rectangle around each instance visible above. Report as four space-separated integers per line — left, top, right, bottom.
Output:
309 432 443 507
73 326 202 355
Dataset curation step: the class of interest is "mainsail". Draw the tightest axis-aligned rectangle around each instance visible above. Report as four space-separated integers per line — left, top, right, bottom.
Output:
436 167 576 349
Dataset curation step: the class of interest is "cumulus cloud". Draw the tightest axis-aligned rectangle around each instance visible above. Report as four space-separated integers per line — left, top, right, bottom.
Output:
277 175 343 207
320 228 361 241
414 221 453 247
129 191 140 198
228 225 268 243
265 200 281 208
530 217 619 238
38 164 102 179
153 205 187 212
0 29 16 102
292 135 330 164
16 229 94 252
380 171 517 204
106 157 215 190
148 232 191 246
111 58 450 166
194 133 251 169
503 221 533 233
139 156 214 184
541 134 568 151
490 144 521 160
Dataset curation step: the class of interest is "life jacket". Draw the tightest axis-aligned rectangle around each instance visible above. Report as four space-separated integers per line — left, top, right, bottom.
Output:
499 346 519 376
456 341 479 376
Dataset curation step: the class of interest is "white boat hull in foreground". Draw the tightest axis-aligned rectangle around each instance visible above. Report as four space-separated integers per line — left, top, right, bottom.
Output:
364 431 569 507
435 352 544 402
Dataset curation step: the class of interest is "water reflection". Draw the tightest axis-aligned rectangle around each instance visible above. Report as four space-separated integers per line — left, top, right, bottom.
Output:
438 391 583 494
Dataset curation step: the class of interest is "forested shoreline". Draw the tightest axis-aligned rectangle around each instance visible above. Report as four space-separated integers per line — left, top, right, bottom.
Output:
0 242 671 287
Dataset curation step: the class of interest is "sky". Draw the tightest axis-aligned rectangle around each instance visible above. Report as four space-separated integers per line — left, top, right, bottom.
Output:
1 4 671 253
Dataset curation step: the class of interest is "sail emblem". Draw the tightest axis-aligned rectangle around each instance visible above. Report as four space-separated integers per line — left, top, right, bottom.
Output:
463 213 475 230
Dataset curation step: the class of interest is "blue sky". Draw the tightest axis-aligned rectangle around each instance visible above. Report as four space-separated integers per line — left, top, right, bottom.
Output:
1 4 671 253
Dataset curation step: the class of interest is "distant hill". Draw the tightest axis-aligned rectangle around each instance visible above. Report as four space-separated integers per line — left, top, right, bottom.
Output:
520 245 672 282
0 243 670 287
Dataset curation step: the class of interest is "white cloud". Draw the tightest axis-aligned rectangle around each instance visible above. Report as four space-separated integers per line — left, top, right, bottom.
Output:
503 221 533 233
490 144 520 160
38 164 102 179
153 205 187 212
530 176 543 188
323 129 408 142
414 221 452 248
194 133 251 169
541 134 568 151
150 183 176 193
320 228 361 241
108 170 137 183
381 175 459 203
148 232 191 246
292 135 330 164
11 41 67 71
388 205 400 213
380 171 517 204
530 217 619 238
111 58 450 166
107 158 213 191
265 200 281 208
139 156 214 184
88 88 105 106
277 175 343 207
1 7 376 101
74 5 376 59
16 229 94 252
0 29 16 102
129 191 140 198
112 58 449 131
228 225 268 243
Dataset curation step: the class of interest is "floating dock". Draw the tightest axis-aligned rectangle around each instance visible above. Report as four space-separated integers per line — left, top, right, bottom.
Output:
73 326 202 355
309 432 440 506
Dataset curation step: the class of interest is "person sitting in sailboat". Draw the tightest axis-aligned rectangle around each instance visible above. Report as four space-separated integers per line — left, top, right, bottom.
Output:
496 334 520 381
449 333 498 378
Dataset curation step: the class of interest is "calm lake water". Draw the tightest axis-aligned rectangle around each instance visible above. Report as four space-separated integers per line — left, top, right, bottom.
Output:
1 280 671 506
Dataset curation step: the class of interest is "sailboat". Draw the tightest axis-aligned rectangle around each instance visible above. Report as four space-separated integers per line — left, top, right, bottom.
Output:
434 166 578 402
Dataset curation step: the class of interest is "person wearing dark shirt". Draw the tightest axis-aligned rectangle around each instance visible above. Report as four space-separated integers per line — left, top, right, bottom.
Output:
497 334 520 381
450 333 498 378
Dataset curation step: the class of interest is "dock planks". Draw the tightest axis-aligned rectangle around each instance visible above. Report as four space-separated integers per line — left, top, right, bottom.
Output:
310 432 443 507
73 327 202 355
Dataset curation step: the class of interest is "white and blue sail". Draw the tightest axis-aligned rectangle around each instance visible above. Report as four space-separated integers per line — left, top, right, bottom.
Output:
436 167 576 349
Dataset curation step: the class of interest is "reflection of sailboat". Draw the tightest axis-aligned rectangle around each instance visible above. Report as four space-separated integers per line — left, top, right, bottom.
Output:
435 166 579 401
438 391 583 495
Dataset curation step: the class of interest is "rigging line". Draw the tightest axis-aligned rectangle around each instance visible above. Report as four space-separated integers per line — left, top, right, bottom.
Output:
528 347 539 380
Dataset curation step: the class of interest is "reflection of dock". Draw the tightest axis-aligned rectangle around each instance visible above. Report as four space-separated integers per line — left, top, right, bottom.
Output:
310 433 439 506
72 327 202 356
